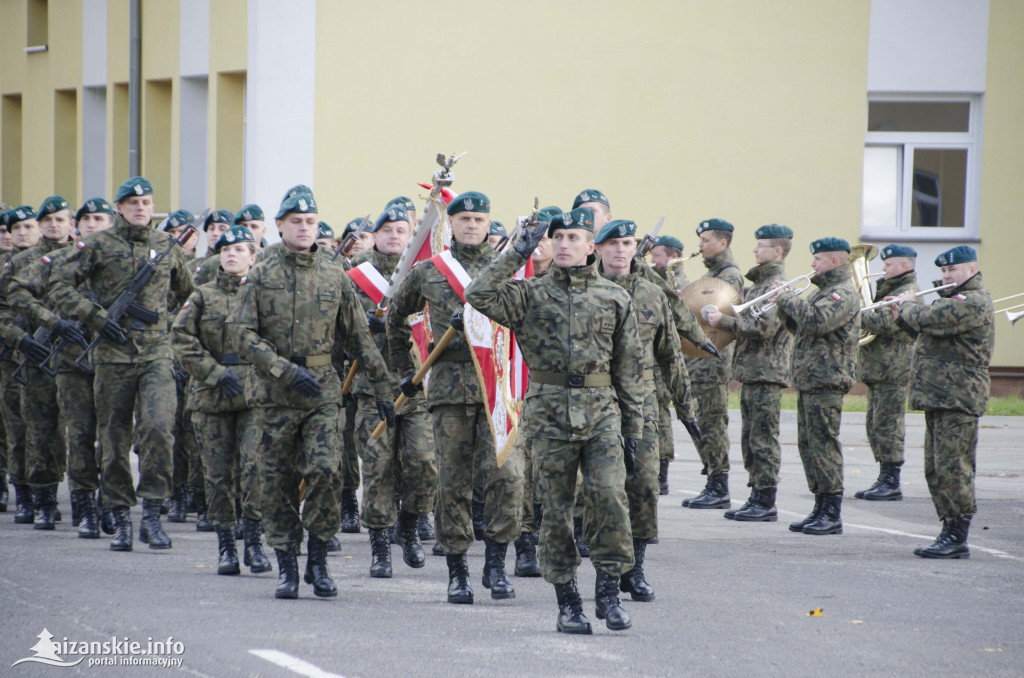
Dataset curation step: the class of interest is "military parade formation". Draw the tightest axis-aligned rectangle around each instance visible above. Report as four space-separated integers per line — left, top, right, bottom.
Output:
0 155 1000 635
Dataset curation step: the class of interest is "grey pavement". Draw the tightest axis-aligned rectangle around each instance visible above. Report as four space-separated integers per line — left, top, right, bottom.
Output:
0 410 1021 678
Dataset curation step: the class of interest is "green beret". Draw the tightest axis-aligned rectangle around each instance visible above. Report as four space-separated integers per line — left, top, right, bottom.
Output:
75 198 115 222
7 205 36 225
489 221 507 237
214 225 255 253
809 237 851 254
317 222 334 240
448 191 490 216
204 209 234 231
374 205 411 231
548 207 595 237
652 235 684 252
282 184 313 202
161 209 195 232
572 189 609 210
753 224 793 240
275 193 318 220
35 195 71 220
342 217 369 239
0 210 12 228
880 244 917 260
935 245 977 267
595 219 637 245
386 196 416 213
537 206 562 223
114 176 154 203
696 218 733 235
234 204 264 224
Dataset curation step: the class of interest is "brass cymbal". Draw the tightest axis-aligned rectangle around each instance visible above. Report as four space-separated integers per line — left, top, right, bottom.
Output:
678 278 742 358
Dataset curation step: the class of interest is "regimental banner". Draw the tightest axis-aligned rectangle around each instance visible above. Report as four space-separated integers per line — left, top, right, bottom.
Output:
346 262 389 306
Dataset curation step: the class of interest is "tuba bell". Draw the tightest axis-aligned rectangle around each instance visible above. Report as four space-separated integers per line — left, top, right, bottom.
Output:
666 252 699 294
850 245 879 347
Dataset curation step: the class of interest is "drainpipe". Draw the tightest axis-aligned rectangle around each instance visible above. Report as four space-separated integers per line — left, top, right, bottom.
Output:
128 0 141 177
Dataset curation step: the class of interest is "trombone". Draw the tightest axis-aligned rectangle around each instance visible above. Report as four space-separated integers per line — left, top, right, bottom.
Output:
730 272 814 319
997 301 1024 325
861 283 956 311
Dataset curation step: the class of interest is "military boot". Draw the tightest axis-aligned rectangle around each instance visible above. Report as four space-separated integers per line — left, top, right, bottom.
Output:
802 493 843 535
594 569 632 631
914 518 970 559
482 538 515 599
686 472 730 509
99 492 116 535
194 490 213 532
70 488 82 527
368 527 393 578
658 459 670 495
620 538 655 601
554 579 592 634
724 488 755 520
75 490 100 539
396 510 426 568
242 518 272 573
471 500 486 541
340 488 360 533
513 532 541 577
326 534 342 553
33 485 58 530
0 483 8 512
431 542 445 556
733 487 779 522
166 484 188 522
681 476 711 508
274 546 300 599
446 553 474 604
303 536 338 597
417 512 435 541
13 484 34 524
574 515 590 558
138 498 173 549
233 497 244 540
217 529 240 575
860 463 903 501
109 507 133 551
789 495 823 532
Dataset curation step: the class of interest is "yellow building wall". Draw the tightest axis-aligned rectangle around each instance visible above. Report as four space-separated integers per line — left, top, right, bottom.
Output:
208 0 247 209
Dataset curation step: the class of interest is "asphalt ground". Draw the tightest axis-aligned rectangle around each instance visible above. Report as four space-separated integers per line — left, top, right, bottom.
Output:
1 410 1021 678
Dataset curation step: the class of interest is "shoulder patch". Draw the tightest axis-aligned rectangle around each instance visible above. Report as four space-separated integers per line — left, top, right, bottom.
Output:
240 276 247 285
76 241 87 249
41 255 52 264
181 300 190 310
954 294 966 301
831 292 841 301
194 266 203 274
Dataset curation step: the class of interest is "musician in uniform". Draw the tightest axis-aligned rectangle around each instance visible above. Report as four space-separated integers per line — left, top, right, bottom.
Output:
234 204 268 248
487 221 507 250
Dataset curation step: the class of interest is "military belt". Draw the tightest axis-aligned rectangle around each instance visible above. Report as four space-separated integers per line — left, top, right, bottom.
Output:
530 370 612 388
215 352 242 366
436 348 473 363
289 354 332 368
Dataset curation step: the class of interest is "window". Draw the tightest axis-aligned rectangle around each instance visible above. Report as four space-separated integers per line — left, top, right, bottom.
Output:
26 0 48 48
862 96 982 241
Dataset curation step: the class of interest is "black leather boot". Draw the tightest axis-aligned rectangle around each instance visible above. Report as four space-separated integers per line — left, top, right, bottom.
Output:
75 490 100 539
33 485 58 530
340 488 360 533
724 488 755 520
658 459 670 495
555 579 592 634
166 484 188 522
682 476 710 508
471 500 486 541
139 498 173 549
368 527 393 578
99 492 116 535
482 538 515 599
789 495 823 532
594 569 631 630
446 553 474 604
395 510 425 568
194 490 213 532
733 487 779 522
802 493 843 535
326 534 342 553
303 536 337 597
242 518 272 573
13 484 34 524
432 542 445 556
914 518 970 559
274 546 299 599
417 512 435 541
860 463 903 501
620 539 655 601
686 472 730 509
109 507 133 551
217 529 240 575
233 497 244 540
70 488 82 527
513 532 541 577
0 483 8 512
574 515 590 558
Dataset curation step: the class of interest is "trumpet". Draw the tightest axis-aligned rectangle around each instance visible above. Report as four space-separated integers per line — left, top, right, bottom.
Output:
861 283 956 311
998 301 1024 325
731 272 814 319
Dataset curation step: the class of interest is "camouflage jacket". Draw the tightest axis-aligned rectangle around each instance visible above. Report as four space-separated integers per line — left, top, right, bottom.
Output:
231 243 390 408
717 261 793 387
192 252 220 287
172 267 254 413
858 270 918 384
897 272 994 417
49 216 195 364
601 260 695 421
387 241 496 408
0 247 25 363
774 263 860 393
685 247 744 383
465 248 645 442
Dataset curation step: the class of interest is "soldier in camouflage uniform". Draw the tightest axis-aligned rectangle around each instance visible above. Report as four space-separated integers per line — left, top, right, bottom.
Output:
774 237 860 536
0 215 11 513
50 177 196 552
707 224 795 521
466 206 642 635
234 204 269 249
192 210 234 287
173 224 272 576
855 244 919 502
231 192 394 600
893 246 994 559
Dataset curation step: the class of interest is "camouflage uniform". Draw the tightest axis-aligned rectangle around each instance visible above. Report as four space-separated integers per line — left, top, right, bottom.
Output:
231 244 391 550
896 273 994 522
387 241 524 555
192 252 220 287
465 248 642 585
0 247 29 493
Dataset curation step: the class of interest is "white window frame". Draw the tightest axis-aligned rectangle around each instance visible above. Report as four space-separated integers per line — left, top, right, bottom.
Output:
862 94 983 242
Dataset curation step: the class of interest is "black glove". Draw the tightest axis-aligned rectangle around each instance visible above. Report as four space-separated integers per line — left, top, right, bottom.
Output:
173 366 189 385
450 309 465 332
217 369 243 398
623 438 638 476
100 319 129 345
400 373 422 398
288 366 322 398
513 220 549 258
341 392 354 408
376 399 396 429
365 310 386 334
702 339 721 359
684 419 703 443
55 319 85 344
18 335 49 363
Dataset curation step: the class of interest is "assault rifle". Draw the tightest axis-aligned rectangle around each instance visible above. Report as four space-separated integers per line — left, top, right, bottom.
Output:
635 215 667 259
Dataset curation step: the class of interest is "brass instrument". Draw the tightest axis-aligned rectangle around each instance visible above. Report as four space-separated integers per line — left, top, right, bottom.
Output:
992 291 1024 306
861 283 956 311
850 245 879 347
1006 308 1024 326
676 278 742 358
731 271 814 319
665 252 699 293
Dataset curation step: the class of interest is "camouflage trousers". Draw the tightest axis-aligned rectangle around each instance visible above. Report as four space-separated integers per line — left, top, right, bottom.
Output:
432 404 523 554
622 417 660 541
517 435 536 533
339 397 360 491
924 410 978 521
739 382 783 490
796 390 844 495
534 431 634 584
691 381 730 476
22 368 67 488
94 359 176 508
192 408 261 531
865 380 909 466
255 403 341 550
57 371 99 492
354 395 436 529
1 361 26 485
171 378 203 491
657 401 675 462
0 396 6 484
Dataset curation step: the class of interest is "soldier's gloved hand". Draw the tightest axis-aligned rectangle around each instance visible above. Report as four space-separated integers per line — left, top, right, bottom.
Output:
341 392 354 408
365 310 386 335
55 319 85 344
450 309 465 332
623 438 639 476
288 366 322 398
400 373 422 398
702 339 721 359
100 319 129 345
18 335 50 363
376 399 396 429
684 419 703 443
217 369 243 398
513 220 548 258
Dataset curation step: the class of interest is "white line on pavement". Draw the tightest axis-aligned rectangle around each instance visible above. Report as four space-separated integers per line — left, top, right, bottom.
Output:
249 650 347 678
